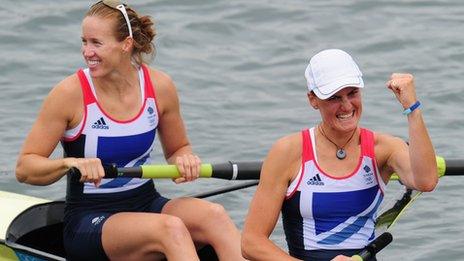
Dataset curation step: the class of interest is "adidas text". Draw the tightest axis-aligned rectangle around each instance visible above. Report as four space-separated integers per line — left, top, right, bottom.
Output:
307 180 325 186
92 124 109 129
307 173 324 186
92 117 109 129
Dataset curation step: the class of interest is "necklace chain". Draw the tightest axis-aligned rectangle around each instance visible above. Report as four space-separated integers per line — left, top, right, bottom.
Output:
318 125 357 160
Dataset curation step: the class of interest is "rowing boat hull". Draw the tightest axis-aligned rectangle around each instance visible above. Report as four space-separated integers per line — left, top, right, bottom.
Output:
0 191 49 240
0 191 219 261
0 191 53 260
0 243 57 261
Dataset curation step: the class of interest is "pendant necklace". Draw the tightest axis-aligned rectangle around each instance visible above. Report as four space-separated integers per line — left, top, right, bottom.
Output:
318 125 357 160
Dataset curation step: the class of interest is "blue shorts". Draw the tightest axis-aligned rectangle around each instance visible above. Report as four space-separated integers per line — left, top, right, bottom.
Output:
63 183 170 261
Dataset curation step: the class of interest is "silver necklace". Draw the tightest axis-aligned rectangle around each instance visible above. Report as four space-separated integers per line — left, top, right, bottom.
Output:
318 125 357 160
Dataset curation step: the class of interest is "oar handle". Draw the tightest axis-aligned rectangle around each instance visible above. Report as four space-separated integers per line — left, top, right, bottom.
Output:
351 232 393 261
211 161 262 180
71 161 262 180
72 155 461 181
442 158 464 176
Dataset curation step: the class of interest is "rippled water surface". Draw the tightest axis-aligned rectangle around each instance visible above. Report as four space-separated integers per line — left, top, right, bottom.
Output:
1 1 464 260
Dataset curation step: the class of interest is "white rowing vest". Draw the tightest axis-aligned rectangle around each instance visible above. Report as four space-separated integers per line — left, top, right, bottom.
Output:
62 64 159 195
282 127 386 255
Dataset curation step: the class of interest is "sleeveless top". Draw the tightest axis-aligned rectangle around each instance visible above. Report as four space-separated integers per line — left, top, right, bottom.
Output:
282 127 386 258
61 65 160 212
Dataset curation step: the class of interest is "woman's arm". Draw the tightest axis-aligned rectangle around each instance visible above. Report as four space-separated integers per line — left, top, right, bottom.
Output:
152 68 200 183
242 134 301 261
15 75 106 185
381 73 438 191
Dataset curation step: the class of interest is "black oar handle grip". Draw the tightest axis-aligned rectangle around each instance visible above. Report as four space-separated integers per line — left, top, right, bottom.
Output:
352 232 393 260
444 159 464 176
68 164 122 179
212 161 262 180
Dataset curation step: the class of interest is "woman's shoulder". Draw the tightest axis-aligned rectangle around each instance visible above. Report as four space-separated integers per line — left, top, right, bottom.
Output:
276 132 301 146
262 132 302 182
38 72 83 124
142 65 181 115
269 132 302 159
51 73 82 98
143 65 177 98
143 65 174 87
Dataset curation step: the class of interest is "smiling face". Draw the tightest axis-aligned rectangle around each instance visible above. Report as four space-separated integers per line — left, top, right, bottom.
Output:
81 15 131 77
308 87 362 133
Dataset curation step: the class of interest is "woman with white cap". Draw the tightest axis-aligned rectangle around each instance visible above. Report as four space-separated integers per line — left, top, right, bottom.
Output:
241 49 438 260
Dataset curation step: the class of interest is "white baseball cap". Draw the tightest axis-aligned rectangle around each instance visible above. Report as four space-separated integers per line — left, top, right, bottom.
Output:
304 49 364 100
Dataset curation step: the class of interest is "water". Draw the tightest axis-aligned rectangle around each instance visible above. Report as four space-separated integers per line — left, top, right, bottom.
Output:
1 0 463 259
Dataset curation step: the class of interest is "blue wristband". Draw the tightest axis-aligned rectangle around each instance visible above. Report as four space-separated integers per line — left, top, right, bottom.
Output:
402 101 421 115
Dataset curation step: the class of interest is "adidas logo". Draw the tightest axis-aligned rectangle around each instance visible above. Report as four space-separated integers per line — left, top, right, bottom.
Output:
91 216 106 226
307 173 324 186
91 117 109 130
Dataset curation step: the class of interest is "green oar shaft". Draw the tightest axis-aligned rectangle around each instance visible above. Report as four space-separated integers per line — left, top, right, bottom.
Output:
104 164 213 179
141 164 213 178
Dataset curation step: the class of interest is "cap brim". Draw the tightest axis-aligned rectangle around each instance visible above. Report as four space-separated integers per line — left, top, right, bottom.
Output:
312 76 364 100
